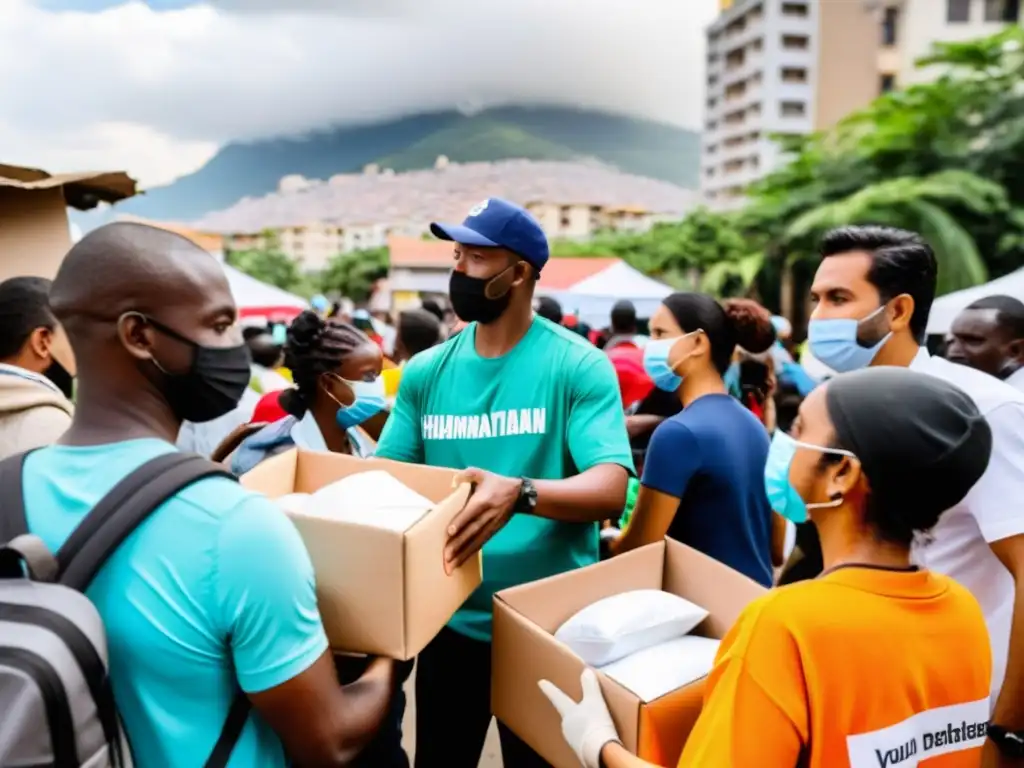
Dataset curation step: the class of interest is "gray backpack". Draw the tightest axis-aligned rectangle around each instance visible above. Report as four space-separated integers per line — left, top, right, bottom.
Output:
0 451 250 768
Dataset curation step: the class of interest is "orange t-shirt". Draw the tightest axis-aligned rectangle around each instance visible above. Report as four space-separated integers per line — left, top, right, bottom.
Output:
678 567 992 768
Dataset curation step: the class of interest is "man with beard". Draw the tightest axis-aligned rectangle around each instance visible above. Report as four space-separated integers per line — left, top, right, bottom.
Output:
806 225 1024 766
376 198 633 768
947 295 1024 392
0 276 76 458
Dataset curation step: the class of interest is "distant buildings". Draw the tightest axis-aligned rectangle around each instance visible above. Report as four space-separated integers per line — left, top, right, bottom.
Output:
701 0 1022 211
194 159 696 270
882 0 1020 88
702 0 881 211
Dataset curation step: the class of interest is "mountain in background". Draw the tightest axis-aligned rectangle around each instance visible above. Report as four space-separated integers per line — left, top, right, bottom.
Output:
81 106 699 227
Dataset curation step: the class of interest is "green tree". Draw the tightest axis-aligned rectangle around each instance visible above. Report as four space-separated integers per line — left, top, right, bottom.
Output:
225 230 305 293
785 171 1002 294
320 247 389 302
743 27 1024 301
550 208 762 297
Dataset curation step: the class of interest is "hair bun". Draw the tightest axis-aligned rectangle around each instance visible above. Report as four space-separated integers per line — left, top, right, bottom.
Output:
286 310 325 347
722 298 775 355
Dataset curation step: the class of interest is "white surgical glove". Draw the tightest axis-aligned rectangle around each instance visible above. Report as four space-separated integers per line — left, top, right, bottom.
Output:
538 668 621 768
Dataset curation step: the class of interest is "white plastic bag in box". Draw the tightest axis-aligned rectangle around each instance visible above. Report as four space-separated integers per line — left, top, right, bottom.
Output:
554 589 710 667
599 635 720 702
277 493 311 515
305 471 433 532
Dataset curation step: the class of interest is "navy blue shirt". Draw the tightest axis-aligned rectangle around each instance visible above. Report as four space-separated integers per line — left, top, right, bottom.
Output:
641 394 773 586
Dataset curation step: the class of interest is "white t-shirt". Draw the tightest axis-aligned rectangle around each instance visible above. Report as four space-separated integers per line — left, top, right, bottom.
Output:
909 349 1024 709
1006 367 1024 393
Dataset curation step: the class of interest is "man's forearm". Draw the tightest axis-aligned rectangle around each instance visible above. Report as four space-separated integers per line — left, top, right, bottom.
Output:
531 464 629 523
992 574 1024 727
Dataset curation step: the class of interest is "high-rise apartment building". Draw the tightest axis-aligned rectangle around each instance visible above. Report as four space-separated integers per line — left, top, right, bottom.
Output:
701 0 885 210
879 0 1020 89
702 0 1022 211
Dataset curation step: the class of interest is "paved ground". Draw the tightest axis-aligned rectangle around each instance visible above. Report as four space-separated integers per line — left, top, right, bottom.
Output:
401 666 503 767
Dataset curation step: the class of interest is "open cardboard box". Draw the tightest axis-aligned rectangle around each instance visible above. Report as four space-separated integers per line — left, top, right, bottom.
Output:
0 162 138 280
241 448 482 660
492 539 766 767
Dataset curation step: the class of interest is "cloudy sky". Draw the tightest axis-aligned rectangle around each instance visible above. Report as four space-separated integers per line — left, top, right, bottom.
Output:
2 0 717 188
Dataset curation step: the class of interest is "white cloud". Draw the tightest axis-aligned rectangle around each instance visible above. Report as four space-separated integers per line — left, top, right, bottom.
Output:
2 0 717 187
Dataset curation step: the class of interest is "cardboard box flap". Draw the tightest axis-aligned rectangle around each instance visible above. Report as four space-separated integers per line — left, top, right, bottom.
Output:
662 539 765 637
243 448 299 498
496 542 666 633
0 162 139 210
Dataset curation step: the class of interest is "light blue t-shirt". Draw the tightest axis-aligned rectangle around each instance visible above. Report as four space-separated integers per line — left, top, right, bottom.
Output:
22 439 328 768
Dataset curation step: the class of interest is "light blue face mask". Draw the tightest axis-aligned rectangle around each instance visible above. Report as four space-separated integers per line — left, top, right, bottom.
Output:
643 330 702 393
763 431 855 524
330 376 387 430
271 323 288 346
808 305 892 373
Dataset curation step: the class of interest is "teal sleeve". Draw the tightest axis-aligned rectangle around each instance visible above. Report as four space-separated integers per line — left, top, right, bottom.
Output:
216 496 329 694
376 357 426 463
566 351 636 474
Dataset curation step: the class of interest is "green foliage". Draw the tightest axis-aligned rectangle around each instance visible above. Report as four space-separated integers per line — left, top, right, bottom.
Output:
559 27 1024 306
225 230 307 294
551 208 762 297
319 247 389 302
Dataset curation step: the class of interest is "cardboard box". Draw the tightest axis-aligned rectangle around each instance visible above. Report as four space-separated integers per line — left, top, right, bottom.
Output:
0 162 137 280
241 448 482 660
492 539 767 768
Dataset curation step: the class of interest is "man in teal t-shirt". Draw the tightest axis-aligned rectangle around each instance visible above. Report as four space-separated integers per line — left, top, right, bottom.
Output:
376 198 633 768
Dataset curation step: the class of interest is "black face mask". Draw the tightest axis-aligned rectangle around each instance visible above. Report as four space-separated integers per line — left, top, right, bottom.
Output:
44 359 75 401
449 268 513 325
138 315 252 424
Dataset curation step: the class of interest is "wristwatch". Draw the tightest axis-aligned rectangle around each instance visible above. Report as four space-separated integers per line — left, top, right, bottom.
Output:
514 477 538 514
987 724 1024 758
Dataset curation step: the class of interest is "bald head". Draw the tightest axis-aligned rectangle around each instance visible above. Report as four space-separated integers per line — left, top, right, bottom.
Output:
51 222 233 327
49 222 246 432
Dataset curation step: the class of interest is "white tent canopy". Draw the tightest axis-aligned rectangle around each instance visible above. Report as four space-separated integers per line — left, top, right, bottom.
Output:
223 263 308 319
541 261 674 328
926 267 1024 335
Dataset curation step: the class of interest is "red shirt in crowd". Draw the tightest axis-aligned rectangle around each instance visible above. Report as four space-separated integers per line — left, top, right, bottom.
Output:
606 341 654 409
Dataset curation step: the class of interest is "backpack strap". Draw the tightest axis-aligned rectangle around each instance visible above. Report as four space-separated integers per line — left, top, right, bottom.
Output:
0 449 37 543
204 692 252 768
0 534 59 581
56 451 235 591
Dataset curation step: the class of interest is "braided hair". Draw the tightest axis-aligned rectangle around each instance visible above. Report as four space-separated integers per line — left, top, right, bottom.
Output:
278 310 369 418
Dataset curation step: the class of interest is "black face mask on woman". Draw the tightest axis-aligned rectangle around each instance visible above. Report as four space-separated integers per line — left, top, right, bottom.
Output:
129 314 252 424
449 266 514 325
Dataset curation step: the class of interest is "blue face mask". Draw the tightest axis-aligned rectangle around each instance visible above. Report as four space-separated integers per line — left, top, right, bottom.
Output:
643 330 701 392
764 431 855 524
271 324 288 346
808 306 892 373
330 376 387 430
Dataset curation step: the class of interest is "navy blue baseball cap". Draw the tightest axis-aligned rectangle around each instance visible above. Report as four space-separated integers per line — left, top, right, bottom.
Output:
431 198 550 272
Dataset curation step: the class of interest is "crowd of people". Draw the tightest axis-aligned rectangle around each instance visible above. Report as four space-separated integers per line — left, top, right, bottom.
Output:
0 197 1022 768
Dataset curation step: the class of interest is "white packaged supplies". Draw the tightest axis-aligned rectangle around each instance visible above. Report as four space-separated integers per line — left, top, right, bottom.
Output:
276 493 311 515
554 589 710 667
599 635 720 702
305 470 434 532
